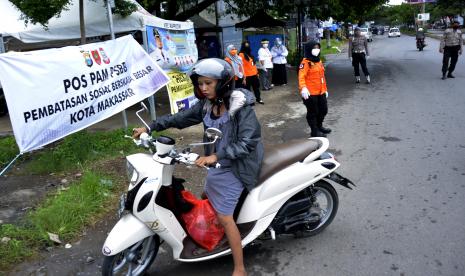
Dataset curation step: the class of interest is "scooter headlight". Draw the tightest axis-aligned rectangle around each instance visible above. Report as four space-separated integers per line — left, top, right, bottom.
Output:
126 161 139 185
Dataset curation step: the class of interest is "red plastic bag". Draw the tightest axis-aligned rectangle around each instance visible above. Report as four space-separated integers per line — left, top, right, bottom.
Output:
181 190 225 251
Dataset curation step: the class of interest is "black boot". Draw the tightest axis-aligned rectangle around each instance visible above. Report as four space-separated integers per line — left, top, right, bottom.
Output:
442 73 447 80
311 131 326 138
447 73 455 78
319 126 332 134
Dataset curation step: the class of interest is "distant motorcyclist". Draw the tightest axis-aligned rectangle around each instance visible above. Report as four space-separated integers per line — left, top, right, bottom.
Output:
416 27 425 40
416 27 426 51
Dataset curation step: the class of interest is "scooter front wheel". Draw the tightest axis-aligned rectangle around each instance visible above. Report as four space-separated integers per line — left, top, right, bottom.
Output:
102 235 160 276
298 180 339 237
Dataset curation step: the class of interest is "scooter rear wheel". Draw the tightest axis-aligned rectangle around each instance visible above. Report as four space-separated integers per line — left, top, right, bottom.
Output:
298 180 339 237
102 235 159 276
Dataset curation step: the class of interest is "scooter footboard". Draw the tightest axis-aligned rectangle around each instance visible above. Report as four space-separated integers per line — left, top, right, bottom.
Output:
102 214 154 256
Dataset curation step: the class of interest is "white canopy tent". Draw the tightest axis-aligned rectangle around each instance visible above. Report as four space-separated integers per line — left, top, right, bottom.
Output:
0 0 193 43
0 0 194 121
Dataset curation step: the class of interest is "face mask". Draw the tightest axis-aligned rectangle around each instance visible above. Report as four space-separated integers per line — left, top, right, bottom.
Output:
263 43 269 48
229 49 237 55
311 48 320 56
277 41 282 45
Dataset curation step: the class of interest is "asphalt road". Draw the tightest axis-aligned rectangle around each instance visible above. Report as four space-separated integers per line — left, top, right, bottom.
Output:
149 35 465 276
159 35 465 276
11 34 465 276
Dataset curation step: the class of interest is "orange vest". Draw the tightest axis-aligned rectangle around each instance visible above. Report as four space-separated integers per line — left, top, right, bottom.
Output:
298 58 327 96
239 53 258 77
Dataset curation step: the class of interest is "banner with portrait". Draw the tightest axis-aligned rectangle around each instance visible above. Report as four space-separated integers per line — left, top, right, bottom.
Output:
146 24 198 114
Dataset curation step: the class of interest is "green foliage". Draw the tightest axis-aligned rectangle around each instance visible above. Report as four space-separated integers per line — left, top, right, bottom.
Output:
26 128 137 174
10 0 137 27
368 3 419 26
9 0 72 26
137 0 388 22
0 136 20 168
0 171 114 271
436 0 465 17
113 0 138 17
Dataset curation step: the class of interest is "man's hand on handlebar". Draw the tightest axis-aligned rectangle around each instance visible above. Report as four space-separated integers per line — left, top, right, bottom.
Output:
195 154 218 168
132 127 148 139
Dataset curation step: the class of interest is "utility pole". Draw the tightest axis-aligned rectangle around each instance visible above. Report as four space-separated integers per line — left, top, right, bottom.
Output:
297 4 302 61
421 1 426 28
106 0 128 129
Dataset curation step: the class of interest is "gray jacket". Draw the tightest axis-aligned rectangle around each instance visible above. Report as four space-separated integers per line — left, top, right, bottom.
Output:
440 28 463 51
348 35 369 57
149 89 264 192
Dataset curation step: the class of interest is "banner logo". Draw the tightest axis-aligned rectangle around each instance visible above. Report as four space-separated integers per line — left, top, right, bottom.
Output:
99 48 110 64
81 50 93 67
91 50 102 65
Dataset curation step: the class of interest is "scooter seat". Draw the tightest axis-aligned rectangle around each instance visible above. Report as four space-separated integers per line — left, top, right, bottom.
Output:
257 139 322 185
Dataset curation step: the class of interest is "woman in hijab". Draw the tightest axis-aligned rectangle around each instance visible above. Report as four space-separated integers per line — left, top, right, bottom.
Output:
239 41 263 104
298 41 331 138
271 37 288 86
224 44 246 88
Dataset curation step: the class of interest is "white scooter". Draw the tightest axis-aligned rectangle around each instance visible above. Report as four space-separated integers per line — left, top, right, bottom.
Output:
101 104 355 275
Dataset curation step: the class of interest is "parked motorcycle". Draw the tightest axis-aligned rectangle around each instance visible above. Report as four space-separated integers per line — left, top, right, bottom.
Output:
416 38 426 51
101 103 355 275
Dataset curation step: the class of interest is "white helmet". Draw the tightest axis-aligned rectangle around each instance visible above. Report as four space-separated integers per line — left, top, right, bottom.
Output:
188 58 234 100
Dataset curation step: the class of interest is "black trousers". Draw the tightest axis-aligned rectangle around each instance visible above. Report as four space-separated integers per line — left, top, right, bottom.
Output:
442 46 460 75
352 53 370 77
244 75 261 102
235 78 245 89
303 95 328 136
272 63 287 85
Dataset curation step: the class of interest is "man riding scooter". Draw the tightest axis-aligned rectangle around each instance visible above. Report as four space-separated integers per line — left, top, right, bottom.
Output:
416 27 426 51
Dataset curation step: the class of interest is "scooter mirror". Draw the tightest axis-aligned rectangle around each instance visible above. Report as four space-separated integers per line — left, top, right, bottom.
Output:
205 128 223 141
136 101 151 133
140 102 149 112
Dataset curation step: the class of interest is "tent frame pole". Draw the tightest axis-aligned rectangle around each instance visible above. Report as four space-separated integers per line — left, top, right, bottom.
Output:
0 35 5 54
106 0 128 129
142 28 157 121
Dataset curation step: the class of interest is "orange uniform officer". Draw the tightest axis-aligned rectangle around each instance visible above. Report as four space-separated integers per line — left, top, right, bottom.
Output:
298 41 331 137
239 40 263 104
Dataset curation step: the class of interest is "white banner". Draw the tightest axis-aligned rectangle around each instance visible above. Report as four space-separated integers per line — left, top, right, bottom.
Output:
0 35 169 153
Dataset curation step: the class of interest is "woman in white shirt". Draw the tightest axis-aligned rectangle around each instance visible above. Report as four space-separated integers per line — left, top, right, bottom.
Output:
271 37 288 86
258 39 273 90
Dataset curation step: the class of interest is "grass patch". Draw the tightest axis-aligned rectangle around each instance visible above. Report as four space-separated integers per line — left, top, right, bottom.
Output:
0 171 116 271
320 39 346 56
0 136 20 168
25 128 139 174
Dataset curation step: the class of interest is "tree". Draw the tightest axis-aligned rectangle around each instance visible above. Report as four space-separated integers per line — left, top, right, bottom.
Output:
137 0 388 23
9 0 137 44
436 0 465 17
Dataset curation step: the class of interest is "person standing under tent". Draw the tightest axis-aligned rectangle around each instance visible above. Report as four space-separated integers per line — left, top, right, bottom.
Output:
271 37 289 86
224 44 246 89
258 39 273 90
239 40 264 104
